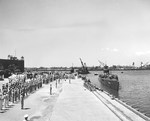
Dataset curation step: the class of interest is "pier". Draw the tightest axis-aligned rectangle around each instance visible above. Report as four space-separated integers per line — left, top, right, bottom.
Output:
50 78 150 121
0 77 150 121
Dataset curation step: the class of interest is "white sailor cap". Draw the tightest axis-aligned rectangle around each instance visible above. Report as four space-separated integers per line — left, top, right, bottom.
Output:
24 114 28 118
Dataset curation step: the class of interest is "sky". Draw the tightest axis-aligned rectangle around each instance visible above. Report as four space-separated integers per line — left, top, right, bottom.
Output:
1 0 150 67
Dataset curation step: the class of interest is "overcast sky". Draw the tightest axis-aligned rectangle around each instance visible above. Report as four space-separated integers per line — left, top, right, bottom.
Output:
1 0 150 67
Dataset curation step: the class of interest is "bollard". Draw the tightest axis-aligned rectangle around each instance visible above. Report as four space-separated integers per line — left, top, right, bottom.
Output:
69 79 71 84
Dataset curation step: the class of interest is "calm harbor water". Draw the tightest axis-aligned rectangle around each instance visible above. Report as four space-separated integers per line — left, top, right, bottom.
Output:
87 70 150 118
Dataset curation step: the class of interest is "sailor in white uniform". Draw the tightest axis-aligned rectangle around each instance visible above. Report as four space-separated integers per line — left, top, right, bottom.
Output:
23 114 29 121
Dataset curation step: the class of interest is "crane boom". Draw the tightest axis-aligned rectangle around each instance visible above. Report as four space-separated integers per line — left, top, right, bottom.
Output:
143 62 149 67
79 58 85 68
98 60 105 67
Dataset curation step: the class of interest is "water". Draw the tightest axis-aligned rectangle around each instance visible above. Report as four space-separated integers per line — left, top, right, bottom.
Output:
87 70 150 118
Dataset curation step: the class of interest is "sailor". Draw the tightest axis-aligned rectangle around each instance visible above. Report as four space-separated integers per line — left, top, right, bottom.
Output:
50 83 52 95
15 87 18 102
3 86 7 109
25 83 28 96
8 85 12 102
18 85 21 100
5 91 9 107
26 82 30 95
23 114 29 121
0 89 3 110
12 86 15 103
20 86 25 109
12 87 15 103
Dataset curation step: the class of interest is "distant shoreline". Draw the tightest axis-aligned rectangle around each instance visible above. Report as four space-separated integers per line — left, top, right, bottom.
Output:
90 69 150 71
26 68 150 72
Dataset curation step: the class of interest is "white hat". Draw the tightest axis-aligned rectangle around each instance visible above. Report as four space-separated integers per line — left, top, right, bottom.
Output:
24 114 28 118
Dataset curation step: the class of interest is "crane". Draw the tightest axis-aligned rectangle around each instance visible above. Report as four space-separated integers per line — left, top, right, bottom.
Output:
143 62 149 67
78 58 89 74
140 62 149 69
98 60 105 67
79 58 85 68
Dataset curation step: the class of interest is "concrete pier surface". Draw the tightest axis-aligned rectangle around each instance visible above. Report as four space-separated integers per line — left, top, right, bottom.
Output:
0 78 150 121
50 79 119 121
50 78 150 121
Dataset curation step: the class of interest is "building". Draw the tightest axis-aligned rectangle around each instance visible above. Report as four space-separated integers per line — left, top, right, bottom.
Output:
0 58 24 78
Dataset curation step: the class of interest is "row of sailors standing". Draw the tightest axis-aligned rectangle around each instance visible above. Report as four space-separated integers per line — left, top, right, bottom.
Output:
0 73 43 110
0 71 68 111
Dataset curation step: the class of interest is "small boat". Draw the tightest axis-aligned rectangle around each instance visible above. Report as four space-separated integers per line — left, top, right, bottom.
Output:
98 65 119 91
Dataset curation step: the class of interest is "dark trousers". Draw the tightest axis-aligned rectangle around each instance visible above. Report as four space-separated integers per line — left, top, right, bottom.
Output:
50 88 52 95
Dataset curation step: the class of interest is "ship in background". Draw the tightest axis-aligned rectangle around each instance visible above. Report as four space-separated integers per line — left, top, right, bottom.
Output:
77 58 89 74
98 60 119 91
0 55 24 78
